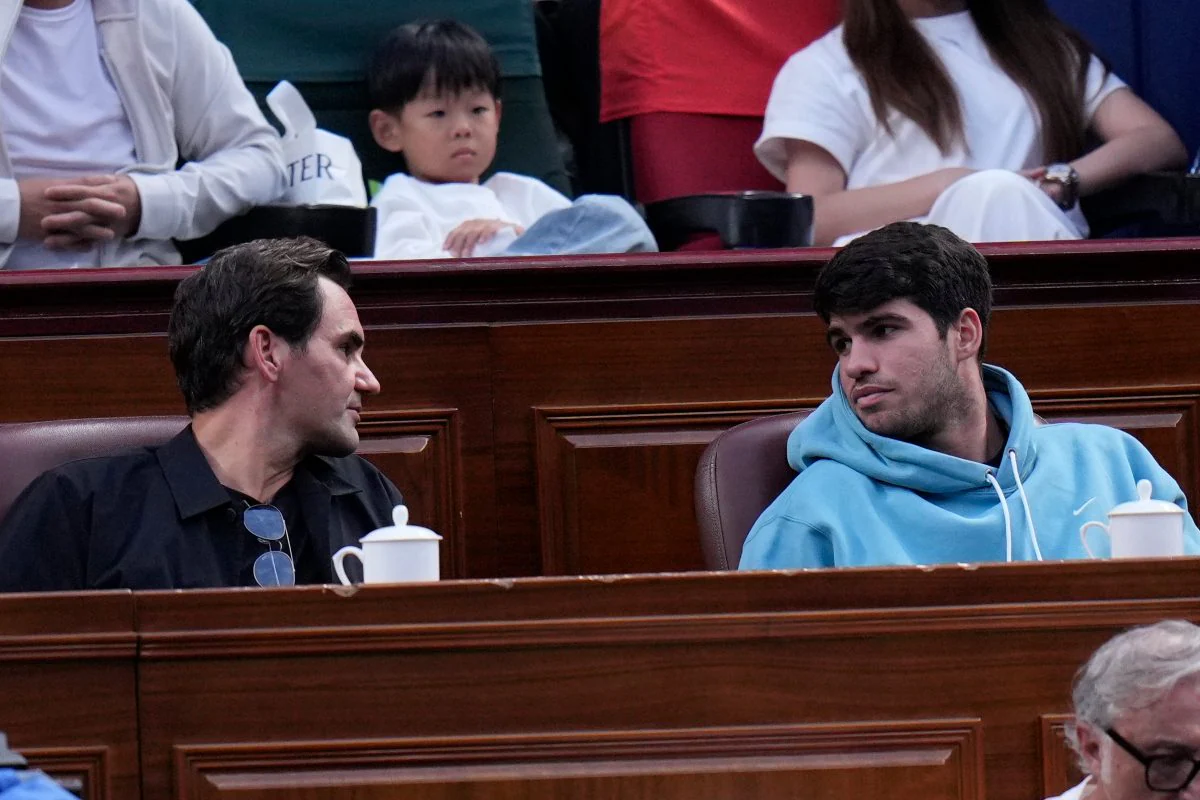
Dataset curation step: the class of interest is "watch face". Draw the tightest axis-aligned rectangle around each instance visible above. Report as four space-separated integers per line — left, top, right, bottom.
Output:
1041 164 1078 209
1044 164 1078 185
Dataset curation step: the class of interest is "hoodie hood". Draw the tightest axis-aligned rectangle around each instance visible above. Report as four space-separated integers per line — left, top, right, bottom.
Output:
789 364 1038 494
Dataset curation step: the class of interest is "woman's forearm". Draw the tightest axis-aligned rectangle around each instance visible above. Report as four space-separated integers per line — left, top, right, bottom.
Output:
793 168 973 246
1071 126 1188 197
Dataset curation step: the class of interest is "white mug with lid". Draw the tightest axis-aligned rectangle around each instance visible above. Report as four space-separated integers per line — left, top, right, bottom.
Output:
332 504 442 584
1080 479 1185 559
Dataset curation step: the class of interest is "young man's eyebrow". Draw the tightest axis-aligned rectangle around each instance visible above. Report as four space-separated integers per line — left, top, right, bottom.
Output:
825 312 908 347
857 312 909 329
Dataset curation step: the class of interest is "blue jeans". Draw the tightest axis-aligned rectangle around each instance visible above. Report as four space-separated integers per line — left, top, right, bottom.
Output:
503 195 658 255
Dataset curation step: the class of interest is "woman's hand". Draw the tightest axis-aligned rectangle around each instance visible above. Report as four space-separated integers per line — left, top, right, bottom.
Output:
1019 166 1066 206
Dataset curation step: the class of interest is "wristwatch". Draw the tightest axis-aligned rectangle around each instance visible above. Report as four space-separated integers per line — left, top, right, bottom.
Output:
1039 163 1080 210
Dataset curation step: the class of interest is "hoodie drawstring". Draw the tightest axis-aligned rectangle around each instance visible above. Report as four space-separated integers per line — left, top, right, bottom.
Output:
1008 449 1043 561
985 471 1014 562
984 451 1043 563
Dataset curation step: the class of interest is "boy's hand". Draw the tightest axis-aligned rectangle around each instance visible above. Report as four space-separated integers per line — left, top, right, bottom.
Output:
443 219 523 258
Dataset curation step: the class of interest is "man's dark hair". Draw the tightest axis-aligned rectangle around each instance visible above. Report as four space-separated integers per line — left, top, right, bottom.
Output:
367 19 501 113
168 237 353 414
813 221 993 357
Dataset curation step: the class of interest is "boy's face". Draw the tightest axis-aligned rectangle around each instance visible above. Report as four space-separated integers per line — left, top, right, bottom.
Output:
376 87 501 184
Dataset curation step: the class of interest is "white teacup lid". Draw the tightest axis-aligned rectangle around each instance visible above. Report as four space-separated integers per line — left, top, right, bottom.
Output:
1109 479 1184 516
360 504 443 541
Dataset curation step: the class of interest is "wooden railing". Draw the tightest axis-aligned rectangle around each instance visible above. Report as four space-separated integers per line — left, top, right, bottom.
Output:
4 560 1199 800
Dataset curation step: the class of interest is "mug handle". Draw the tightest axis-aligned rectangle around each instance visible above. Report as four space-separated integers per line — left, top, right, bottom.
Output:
332 545 364 585
1079 521 1110 559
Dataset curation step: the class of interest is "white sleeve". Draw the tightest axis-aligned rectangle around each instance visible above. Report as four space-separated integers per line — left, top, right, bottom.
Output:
371 180 450 260
130 0 285 241
484 173 572 228
754 41 871 182
1083 54 1128 122
0 178 19 244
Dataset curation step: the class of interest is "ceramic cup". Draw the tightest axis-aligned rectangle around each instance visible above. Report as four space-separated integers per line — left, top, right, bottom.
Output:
332 505 442 584
1080 480 1185 559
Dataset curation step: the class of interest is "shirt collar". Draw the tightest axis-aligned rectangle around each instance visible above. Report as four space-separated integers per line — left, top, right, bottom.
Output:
157 427 362 520
157 426 233 520
294 454 363 498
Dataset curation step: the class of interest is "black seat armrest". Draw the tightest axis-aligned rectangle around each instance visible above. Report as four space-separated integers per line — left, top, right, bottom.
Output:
1081 171 1200 237
176 204 377 263
644 191 814 250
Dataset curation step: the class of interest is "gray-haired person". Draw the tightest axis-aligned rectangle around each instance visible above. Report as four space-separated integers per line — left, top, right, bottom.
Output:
1051 620 1200 800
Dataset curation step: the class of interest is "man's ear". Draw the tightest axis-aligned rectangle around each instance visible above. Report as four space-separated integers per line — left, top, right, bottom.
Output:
1074 722 1105 779
369 109 404 153
951 308 984 363
245 325 287 383
494 98 503 127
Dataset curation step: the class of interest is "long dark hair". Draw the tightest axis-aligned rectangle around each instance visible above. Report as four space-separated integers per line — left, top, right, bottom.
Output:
843 0 1095 162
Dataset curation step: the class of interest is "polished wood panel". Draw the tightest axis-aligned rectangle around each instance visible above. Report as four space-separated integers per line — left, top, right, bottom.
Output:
21 746 109 800
0 592 139 800
4 242 1200 577
1039 714 1084 800
5 562 1200 798
79 561 1200 799
176 721 981 800
533 404 800 574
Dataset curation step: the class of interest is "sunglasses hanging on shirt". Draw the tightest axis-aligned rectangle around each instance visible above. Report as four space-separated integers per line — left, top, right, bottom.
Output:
242 504 296 587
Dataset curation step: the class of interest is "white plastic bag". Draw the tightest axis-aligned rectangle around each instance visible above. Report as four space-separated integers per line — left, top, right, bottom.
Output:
266 80 368 207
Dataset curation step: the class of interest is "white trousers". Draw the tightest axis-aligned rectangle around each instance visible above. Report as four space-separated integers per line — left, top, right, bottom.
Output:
835 169 1086 246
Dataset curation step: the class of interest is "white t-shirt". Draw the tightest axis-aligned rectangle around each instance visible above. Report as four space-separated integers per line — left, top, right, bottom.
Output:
0 0 137 269
1044 778 1091 800
755 11 1125 189
371 172 572 260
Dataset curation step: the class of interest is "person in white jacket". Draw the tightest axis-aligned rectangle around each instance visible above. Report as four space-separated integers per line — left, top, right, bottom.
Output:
367 19 655 260
1049 620 1200 800
0 0 286 269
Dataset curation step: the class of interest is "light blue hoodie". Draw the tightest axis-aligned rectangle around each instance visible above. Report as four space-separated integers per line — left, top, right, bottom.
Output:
739 365 1200 569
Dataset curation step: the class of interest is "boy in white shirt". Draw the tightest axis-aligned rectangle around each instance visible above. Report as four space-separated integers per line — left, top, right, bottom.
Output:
367 19 655 260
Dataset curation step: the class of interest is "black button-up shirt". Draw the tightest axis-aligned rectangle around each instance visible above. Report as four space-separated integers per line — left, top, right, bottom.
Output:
0 427 403 591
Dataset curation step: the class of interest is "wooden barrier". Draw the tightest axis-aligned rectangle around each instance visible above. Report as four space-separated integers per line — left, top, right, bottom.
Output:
4 559 1200 800
2 240 1200 578
0 592 138 800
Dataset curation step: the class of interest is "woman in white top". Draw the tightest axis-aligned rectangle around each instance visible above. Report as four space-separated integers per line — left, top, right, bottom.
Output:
754 0 1188 246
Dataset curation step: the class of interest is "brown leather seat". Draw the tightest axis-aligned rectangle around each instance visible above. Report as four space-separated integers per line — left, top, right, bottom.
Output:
0 416 189 524
694 410 809 570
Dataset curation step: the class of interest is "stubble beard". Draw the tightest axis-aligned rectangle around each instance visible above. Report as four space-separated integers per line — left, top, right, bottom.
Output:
860 355 969 447
303 420 360 459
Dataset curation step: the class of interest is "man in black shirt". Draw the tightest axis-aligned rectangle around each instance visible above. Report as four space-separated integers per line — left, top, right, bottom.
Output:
0 237 402 590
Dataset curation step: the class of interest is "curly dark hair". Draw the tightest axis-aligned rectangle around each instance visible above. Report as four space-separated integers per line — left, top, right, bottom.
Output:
814 221 992 358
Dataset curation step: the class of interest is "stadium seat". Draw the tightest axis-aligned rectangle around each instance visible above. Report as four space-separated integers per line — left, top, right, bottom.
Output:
0 417 189 525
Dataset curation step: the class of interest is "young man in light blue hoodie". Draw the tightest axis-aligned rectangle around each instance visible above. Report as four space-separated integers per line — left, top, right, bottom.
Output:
739 221 1200 570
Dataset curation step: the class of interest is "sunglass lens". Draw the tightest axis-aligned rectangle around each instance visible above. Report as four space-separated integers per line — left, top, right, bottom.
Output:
244 506 286 541
254 550 295 587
